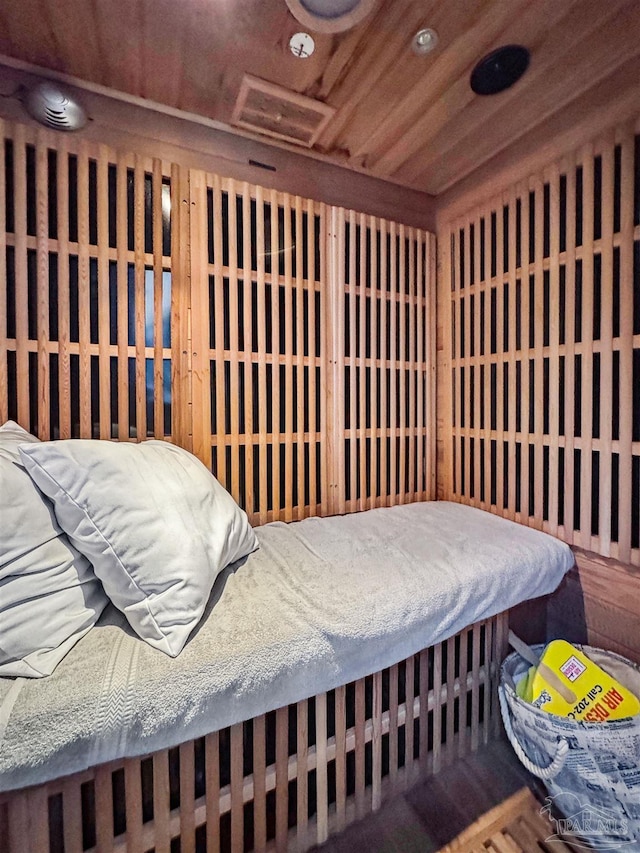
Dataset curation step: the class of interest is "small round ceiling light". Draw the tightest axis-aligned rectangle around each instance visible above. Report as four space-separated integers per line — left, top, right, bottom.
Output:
24 81 88 131
289 32 315 58
470 45 530 95
285 0 377 33
412 28 438 56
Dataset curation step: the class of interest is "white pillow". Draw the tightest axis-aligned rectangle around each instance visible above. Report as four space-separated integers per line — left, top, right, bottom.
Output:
19 439 258 657
0 421 108 678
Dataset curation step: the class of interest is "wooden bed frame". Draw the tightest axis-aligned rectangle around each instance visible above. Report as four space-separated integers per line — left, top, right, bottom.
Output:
0 612 508 853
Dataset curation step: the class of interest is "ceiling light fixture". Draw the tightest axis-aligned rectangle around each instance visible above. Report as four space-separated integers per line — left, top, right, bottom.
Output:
412 28 438 56
289 32 315 58
470 45 530 95
285 0 377 33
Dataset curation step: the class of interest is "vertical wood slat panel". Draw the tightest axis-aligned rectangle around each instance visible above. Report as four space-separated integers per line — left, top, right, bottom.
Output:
0 119 7 423
315 693 329 845
60 780 83 853
35 129 49 439
77 142 91 438
171 162 192 452
295 699 308 848
270 188 282 518
205 732 221 853
97 145 111 439
579 146 595 549
134 156 147 442
94 764 114 850
307 198 318 515
242 183 255 518
599 135 615 555
230 722 244 853
404 653 415 781
347 208 357 511
562 152 577 544
152 160 165 440
354 678 366 819
617 127 635 563
334 684 347 833
226 178 241 502
152 750 171 853
13 124 29 427
548 163 561 535
253 714 268 853
116 152 130 439
179 741 196 853
124 758 144 853
283 190 294 521
56 136 72 439
255 185 269 524
371 670 383 811
275 706 289 853
189 168 211 466
440 124 639 566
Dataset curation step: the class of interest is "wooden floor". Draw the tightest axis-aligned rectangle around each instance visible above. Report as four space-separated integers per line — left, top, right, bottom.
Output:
313 740 582 853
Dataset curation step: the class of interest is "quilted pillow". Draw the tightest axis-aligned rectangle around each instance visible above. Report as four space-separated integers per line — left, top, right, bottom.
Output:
19 439 258 657
0 422 108 678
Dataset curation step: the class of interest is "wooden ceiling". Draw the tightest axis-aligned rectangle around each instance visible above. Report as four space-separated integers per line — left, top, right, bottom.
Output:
0 0 639 195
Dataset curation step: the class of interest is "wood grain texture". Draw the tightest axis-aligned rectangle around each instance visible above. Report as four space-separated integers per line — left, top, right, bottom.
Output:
1 0 638 197
438 117 640 568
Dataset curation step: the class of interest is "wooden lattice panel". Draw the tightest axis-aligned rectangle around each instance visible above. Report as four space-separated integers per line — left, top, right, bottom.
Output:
326 208 437 515
0 613 508 853
440 119 640 566
0 118 183 445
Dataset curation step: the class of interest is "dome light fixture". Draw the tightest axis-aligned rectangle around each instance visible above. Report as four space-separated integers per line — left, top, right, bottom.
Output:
285 0 377 33
412 28 439 56
24 81 88 131
470 45 530 95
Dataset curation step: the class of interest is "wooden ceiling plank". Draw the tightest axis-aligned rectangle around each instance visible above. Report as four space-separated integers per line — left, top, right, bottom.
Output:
436 55 640 215
42 0 103 85
1 0 62 72
314 0 423 149
408 0 640 192
90 0 143 94
371 0 577 178
139 0 187 107
397 0 633 187
346 0 529 163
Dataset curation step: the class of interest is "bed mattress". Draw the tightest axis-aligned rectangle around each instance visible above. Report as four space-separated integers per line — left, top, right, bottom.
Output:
0 501 573 792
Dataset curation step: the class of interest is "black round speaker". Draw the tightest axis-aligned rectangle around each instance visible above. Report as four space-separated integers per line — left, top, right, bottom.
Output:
470 45 530 96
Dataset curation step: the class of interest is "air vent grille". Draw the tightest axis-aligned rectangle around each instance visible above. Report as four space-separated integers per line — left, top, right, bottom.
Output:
24 82 87 131
232 75 334 148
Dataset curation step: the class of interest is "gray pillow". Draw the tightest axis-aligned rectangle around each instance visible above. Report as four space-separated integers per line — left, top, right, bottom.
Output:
19 439 259 657
0 422 108 678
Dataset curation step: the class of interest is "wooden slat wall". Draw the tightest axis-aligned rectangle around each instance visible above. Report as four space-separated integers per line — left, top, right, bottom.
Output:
325 209 436 515
189 172 327 524
438 117 640 568
0 119 436 523
189 174 435 523
0 612 508 853
0 118 182 445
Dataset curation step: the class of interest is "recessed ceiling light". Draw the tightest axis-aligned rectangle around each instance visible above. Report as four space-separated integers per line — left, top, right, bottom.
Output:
285 0 377 33
289 32 315 58
412 28 438 56
470 45 530 95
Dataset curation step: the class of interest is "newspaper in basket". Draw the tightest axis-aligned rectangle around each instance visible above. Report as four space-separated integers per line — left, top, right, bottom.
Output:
500 644 640 850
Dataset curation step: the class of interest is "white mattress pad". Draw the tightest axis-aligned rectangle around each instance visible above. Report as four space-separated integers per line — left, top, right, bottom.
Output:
0 501 574 791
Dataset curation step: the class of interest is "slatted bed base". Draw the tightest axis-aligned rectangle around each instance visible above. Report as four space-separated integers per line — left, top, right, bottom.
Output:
0 612 508 853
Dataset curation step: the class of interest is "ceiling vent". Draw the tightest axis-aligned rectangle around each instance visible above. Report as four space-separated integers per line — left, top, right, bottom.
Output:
232 75 334 148
24 81 88 131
